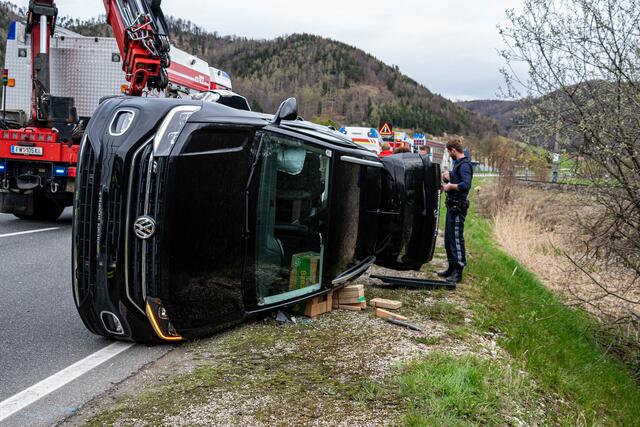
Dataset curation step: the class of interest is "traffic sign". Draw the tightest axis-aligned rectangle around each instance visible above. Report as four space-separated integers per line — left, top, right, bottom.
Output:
379 121 393 136
2 69 8 86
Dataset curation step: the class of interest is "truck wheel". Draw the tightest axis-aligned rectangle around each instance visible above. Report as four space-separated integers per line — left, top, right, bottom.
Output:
33 196 64 221
14 199 63 220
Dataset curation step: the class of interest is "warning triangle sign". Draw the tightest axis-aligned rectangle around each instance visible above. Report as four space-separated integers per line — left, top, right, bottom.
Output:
379 122 393 136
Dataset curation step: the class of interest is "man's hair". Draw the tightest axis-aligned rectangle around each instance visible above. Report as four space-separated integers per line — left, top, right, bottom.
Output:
381 143 391 151
393 146 411 154
446 138 465 153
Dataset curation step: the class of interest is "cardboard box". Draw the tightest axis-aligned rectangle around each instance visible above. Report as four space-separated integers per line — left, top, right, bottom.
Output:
289 252 321 290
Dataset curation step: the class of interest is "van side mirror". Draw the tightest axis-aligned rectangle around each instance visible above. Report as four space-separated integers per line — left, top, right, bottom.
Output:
271 97 298 126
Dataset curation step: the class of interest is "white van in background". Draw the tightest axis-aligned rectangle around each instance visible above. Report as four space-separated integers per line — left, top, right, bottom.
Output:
339 127 383 154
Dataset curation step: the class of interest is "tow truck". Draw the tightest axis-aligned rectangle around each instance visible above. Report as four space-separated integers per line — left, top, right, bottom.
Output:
0 0 245 220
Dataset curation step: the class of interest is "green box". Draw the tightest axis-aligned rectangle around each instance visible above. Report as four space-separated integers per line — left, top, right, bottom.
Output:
289 252 320 290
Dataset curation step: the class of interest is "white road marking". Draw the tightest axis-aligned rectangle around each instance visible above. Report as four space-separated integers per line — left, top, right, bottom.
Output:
0 227 60 239
0 342 134 422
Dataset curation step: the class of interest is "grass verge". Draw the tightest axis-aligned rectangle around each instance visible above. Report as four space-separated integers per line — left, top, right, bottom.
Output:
398 352 541 426
458 204 640 425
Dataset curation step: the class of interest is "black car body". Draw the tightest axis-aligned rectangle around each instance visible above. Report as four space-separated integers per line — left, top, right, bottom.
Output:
73 96 441 342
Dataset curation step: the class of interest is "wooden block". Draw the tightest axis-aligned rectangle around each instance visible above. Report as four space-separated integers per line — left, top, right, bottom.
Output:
333 296 366 305
337 304 362 311
326 291 333 313
376 308 407 321
336 291 364 298
307 301 327 318
370 298 402 310
340 284 364 292
304 293 332 318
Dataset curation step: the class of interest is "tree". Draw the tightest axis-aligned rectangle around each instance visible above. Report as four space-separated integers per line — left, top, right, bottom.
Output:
249 99 263 113
500 0 640 329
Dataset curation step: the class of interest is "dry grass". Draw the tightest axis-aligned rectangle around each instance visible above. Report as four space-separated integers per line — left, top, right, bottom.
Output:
479 182 640 340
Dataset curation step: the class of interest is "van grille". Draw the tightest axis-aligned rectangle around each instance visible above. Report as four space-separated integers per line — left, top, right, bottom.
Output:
75 141 99 303
126 141 162 310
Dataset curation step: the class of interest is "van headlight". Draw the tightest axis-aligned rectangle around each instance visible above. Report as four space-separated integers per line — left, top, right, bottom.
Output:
153 105 201 156
146 297 183 342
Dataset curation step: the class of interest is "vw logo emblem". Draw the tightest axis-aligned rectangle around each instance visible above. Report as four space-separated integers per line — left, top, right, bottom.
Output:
134 216 156 240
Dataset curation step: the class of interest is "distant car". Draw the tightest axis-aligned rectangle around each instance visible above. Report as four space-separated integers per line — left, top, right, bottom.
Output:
339 127 383 154
72 97 441 342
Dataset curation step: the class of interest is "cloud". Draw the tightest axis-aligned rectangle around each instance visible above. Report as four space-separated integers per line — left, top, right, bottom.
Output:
11 0 522 100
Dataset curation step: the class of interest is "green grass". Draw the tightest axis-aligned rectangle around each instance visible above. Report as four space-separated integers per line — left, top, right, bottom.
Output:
398 353 540 426
459 203 640 425
395 186 640 425
418 301 465 324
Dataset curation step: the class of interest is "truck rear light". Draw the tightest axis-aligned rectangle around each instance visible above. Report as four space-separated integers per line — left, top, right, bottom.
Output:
67 167 77 178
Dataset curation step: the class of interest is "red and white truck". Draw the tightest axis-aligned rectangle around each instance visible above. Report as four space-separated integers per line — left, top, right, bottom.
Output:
0 0 240 220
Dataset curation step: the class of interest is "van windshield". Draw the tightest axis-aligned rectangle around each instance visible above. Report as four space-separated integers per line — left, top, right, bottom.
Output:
254 132 331 306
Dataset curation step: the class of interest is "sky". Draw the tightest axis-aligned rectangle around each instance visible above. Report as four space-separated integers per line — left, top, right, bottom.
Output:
12 0 524 101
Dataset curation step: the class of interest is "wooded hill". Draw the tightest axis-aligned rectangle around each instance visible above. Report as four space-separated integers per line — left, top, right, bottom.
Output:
0 1 497 136
458 99 526 136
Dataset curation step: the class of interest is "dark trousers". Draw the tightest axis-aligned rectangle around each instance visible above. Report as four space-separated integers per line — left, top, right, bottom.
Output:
444 208 467 269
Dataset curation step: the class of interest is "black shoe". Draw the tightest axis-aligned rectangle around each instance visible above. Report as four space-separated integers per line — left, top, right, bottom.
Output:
437 264 454 278
447 268 463 283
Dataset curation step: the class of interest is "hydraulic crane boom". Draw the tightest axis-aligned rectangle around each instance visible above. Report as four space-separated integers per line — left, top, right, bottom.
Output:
0 0 242 221
103 0 171 96
25 0 58 123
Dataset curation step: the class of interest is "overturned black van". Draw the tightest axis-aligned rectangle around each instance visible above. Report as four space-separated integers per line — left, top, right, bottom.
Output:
72 97 441 342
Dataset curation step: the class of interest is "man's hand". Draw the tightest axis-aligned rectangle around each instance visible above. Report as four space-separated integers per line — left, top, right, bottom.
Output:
443 183 457 192
442 171 451 182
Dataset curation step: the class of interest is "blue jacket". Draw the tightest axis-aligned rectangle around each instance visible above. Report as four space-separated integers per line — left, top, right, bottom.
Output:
448 157 473 201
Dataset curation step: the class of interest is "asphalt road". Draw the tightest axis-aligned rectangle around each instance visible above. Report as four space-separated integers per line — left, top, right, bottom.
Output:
0 209 170 426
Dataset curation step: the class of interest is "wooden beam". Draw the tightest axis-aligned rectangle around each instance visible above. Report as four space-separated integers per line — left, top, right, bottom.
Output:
370 298 402 310
375 308 407 321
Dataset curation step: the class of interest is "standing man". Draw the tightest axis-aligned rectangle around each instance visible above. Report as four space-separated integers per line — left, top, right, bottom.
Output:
438 139 473 283
379 143 393 157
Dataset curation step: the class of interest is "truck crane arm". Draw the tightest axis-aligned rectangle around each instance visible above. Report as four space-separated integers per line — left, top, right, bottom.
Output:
103 0 171 96
25 0 58 123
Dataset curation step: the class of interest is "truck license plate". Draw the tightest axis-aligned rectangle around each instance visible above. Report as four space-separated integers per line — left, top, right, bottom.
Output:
11 146 43 156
